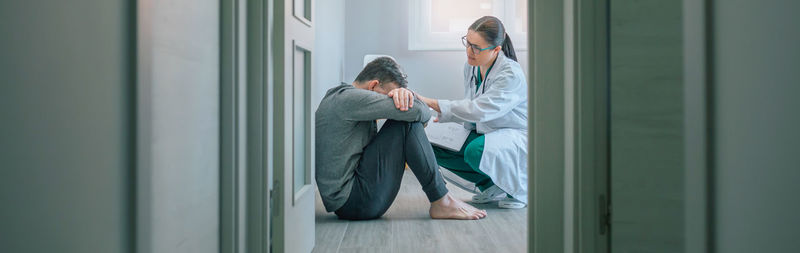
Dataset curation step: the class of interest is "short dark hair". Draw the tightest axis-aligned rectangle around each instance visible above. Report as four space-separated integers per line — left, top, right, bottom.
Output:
354 57 408 88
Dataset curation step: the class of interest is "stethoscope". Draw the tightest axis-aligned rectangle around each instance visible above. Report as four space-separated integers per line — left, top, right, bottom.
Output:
469 64 493 95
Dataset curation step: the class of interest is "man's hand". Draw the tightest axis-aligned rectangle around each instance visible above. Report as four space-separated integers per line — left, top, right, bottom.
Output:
387 87 415 111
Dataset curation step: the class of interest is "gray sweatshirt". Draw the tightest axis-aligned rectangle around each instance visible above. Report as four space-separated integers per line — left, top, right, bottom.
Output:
315 84 431 212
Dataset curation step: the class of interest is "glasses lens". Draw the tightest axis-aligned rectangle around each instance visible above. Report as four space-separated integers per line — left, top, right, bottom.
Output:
463 36 477 54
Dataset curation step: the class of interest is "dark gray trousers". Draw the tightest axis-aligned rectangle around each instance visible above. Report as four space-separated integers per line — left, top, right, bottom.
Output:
334 120 449 220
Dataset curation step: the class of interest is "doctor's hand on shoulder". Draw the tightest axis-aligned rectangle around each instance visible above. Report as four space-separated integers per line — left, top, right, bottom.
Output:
387 87 415 111
415 93 440 118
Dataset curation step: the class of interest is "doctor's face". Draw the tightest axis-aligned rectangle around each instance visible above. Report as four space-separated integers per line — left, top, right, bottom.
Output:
464 30 499 67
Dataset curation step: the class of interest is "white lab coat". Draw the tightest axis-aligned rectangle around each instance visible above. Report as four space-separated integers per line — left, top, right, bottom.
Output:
437 53 529 203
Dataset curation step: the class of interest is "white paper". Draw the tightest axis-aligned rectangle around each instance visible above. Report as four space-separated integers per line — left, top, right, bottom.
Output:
424 121 471 151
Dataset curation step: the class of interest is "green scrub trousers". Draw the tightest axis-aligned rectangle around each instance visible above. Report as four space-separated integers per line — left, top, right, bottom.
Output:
432 130 494 191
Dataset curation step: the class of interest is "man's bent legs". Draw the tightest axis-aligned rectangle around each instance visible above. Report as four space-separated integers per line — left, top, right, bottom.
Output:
334 120 448 220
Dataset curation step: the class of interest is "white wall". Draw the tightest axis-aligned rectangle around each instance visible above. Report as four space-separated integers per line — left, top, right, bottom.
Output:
313 0 346 108
344 0 529 100
138 0 220 252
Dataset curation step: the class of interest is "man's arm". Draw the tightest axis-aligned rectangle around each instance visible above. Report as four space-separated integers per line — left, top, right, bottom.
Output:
335 88 431 123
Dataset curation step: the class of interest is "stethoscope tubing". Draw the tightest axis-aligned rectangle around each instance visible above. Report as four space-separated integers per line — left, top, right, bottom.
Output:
470 66 488 95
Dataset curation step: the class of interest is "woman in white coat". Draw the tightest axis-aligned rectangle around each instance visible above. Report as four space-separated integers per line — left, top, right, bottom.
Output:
417 16 528 209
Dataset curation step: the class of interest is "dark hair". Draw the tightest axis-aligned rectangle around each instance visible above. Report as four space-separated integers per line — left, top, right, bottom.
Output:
469 16 517 61
354 57 408 88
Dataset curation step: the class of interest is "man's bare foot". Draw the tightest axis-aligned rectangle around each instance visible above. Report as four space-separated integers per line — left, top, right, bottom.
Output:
429 193 488 220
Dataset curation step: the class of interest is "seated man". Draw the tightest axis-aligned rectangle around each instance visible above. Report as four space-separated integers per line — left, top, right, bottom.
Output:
315 57 487 220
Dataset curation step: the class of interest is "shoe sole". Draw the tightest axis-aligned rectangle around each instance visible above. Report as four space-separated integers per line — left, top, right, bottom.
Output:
498 202 527 209
471 195 505 204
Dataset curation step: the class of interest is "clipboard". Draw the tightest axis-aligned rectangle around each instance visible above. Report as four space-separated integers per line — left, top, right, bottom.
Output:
424 121 471 151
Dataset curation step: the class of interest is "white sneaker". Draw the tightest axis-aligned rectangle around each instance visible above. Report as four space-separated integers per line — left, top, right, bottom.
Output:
471 185 506 203
498 196 527 209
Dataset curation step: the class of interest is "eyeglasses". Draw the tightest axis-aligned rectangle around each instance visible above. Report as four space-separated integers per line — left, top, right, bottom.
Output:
462 36 496 54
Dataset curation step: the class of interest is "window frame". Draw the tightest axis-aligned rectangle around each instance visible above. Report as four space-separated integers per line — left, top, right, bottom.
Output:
408 0 528 51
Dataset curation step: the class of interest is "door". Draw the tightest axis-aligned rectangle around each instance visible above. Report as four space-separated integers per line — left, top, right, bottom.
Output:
608 0 684 251
710 1 800 252
272 0 315 252
0 1 135 252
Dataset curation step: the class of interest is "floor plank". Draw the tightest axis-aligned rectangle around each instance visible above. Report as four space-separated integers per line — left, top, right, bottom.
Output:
477 206 528 253
336 247 392 253
313 192 348 253
338 220 393 252
314 169 527 253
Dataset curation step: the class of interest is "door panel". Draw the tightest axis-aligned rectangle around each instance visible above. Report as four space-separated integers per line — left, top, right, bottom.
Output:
609 0 684 252
273 0 315 252
292 43 313 202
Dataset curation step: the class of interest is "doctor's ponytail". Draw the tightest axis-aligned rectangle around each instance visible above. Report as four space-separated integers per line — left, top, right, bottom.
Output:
469 16 518 62
501 33 517 62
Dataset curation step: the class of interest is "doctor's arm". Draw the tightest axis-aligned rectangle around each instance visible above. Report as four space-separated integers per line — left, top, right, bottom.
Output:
416 94 440 114
436 73 526 123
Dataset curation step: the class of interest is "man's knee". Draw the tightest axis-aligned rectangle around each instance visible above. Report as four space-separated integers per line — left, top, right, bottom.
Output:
381 119 409 131
407 120 425 132
384 119 423 126
382 119 425 133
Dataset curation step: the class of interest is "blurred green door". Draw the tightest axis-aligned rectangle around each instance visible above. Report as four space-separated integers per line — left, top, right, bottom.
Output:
0 1 136 252
608 0 685 252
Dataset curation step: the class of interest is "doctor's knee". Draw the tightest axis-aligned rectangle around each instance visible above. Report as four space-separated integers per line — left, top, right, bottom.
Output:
463 144 483 170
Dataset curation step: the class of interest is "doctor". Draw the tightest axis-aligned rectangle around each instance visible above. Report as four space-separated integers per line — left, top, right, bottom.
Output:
416 16 528 209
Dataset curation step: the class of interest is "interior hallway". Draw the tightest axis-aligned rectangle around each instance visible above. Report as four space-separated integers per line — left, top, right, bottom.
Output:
3 0 799 252
313 169 527 253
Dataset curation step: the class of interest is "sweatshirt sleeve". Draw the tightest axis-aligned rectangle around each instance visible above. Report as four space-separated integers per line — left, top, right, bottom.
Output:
334 88 432 123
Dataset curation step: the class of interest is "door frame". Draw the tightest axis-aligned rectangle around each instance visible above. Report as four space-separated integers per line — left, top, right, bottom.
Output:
531 0 712 252
528 0 566 251
220 0 273 252
571 0 610 252
683 0 712 252
529 0 609 252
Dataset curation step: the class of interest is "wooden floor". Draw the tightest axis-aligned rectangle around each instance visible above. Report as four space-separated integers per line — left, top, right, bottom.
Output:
313 170 528 253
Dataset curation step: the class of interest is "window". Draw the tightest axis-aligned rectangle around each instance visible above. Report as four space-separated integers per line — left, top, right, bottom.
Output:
409 0 528 51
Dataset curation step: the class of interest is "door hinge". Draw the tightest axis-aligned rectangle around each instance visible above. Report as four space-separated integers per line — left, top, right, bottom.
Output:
599 194 611 235
271 180 279 217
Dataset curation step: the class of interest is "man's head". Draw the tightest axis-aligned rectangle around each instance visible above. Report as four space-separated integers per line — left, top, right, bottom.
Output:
353 57 408 94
